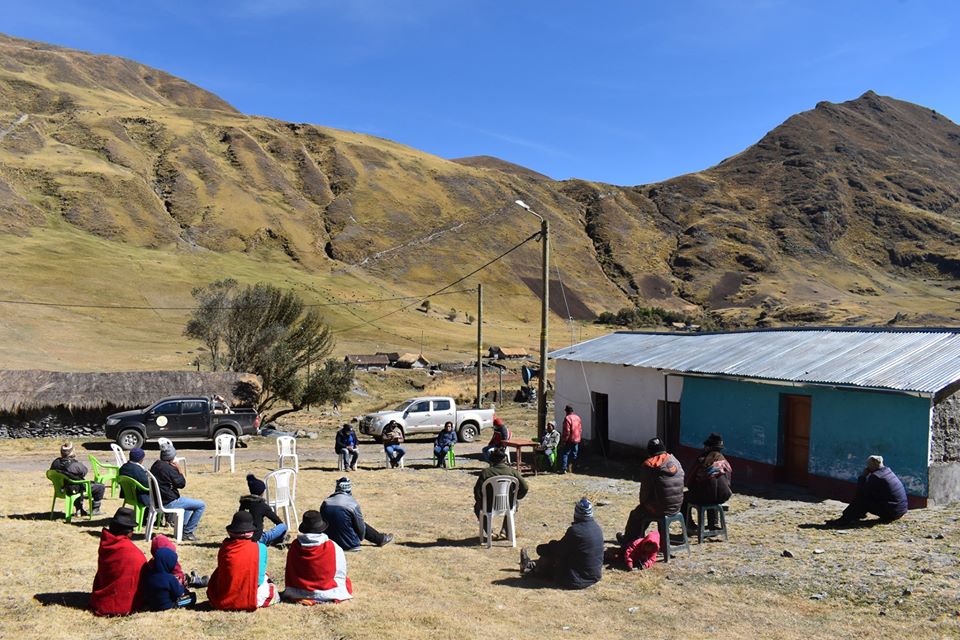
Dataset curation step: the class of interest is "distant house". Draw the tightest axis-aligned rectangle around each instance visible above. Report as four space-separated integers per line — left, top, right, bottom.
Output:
344 354 390 370
377 352 401 366
489 346 529 360
394 353 430 369
551 328 960 507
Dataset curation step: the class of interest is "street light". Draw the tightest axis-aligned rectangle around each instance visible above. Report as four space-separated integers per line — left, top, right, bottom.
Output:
514 199 549 439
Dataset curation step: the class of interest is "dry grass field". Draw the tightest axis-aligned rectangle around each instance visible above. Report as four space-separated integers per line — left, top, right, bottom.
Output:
2 401 959 640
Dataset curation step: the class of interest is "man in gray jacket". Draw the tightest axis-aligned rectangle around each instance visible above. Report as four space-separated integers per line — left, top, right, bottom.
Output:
319 477 393 551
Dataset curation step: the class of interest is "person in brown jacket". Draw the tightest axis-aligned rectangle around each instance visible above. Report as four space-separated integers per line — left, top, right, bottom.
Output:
618 437 685 545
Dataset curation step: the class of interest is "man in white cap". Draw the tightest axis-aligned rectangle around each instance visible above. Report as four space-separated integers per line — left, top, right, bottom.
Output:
50 442 105 516
828 455 908 526
519 498 604 589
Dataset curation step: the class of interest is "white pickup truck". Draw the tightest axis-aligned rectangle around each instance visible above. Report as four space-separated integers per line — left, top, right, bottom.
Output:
358 396 495 442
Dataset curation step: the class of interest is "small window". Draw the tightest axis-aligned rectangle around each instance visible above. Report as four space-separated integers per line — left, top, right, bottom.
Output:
433 399 451 411
411 401 431 413
153 402 180 415
182 401 204 415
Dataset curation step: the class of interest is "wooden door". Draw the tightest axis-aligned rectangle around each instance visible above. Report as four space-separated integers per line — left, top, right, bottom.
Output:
658 400 681 453
782 395 811 484
591 392 609 453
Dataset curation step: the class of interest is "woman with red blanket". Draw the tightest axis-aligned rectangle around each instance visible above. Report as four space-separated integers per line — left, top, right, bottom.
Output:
282 510 353 604
90 507 146 616
207 511 278 611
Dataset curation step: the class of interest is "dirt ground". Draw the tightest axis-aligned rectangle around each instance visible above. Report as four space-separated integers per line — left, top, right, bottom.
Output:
2 414 959 640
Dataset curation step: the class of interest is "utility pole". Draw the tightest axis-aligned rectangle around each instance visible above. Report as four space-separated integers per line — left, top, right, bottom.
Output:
476 283 483 407
538 217 549 440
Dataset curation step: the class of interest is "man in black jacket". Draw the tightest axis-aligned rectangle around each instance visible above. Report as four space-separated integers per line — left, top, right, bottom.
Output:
150 443 205 541
239 473 288 546
118 448 150 506
520 498 603 589
50 442 104 516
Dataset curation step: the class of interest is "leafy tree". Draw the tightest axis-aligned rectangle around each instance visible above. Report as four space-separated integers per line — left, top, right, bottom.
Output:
184 280 354 424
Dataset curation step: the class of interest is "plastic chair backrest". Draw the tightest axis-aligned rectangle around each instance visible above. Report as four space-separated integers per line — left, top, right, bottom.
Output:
266 468 296 506
277 436 296 457
110 444 127 467
157 437 173 449
481 476 519 516
215 433 236 454
146 472 165 510
117 474 149 503
46 469 67 497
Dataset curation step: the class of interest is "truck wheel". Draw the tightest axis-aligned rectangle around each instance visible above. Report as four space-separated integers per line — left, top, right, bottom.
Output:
214 427 237 441
118 429 144 451
458 422 479 443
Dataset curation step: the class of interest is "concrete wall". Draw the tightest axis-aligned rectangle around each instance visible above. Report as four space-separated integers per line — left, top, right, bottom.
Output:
680 377 932 496
929 390 960 504
552 360 683 448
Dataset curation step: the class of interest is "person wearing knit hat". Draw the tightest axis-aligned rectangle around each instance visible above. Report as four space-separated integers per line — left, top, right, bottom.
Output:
520 497 603 589
119 447 151 506
281 510 354 604
617 437 685 546
150 444 205 541
827 454 908 527
482 417 512 462
50 441 105 516
207 511 279 610
239 473 288 546
320 477 394 551
474 447 528 536
680 432 733 533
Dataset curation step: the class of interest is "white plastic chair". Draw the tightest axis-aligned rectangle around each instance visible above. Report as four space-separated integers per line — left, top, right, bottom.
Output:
145 472 184 543
382 448 405 469
157 437 187 476
213 433 236 472
277 436 299 472
265 468 299 530
479 476 520 548
110 443 127 467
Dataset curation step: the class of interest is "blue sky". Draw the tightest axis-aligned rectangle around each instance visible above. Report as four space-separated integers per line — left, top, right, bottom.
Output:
3 1 958 185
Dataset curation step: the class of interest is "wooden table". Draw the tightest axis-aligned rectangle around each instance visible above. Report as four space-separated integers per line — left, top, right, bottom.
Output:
502 438 539 476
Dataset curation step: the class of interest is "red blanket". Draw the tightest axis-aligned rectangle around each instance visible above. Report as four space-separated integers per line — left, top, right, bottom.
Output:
90 529 147 616
286 539 348 594
207 538 260 611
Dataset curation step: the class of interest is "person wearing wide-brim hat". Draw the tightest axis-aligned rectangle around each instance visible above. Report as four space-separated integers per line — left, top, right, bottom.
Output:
681 432 733 532
90 507 147 616
281 510 354 604
207 511 279 611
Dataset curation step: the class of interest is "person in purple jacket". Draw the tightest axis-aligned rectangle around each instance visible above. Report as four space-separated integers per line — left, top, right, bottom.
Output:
828 455 908 526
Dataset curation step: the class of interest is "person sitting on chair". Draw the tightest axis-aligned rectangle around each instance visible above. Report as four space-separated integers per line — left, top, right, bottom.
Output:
381 421 406 468
90 507 147 616
520 498 604 589
281 510 354 604
680 432 733 532
827 455 908 527
50 442 105 516
482 418 511 462
207 511 279 610
433 422 457 468
118 447 150 506
335 424 360 471
473 448 528 535
535 421 561 469
320 477 394 551
150 442 205 541
617 437 685 546
240 474 288 547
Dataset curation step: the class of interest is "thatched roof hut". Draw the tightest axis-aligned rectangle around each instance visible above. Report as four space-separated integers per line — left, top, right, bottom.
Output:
0 370 260 413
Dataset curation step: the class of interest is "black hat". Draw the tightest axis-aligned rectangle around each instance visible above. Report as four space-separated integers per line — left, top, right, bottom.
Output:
647 437 666 456
704 432 724 448
226 510 256 534
110 507 137 530
299 510 328 534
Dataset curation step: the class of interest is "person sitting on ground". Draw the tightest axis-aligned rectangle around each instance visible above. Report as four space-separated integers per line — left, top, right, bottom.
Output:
604 528 660 571
320 477 394 551
381 421 406 468
433 422 457 468
618 437 685 545
473 448 528 535
559 405 583 474
118 447 150 506
680 432 733 532
90 507 147 616
482 417 511 462
240 473 288 547
827 455 908 526
335 424 360 471
520 498 604 589
50 442 105 516
150 442 205 541
207 511 279 610
281 510 354 604
535 421 561 469
142 545 197 611
150 534 207 589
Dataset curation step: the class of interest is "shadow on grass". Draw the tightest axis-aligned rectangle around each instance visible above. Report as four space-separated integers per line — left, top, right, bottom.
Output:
798 519 885 530
34 591 89 609
398 536 480 548
8 512 57 520
491 576 556 590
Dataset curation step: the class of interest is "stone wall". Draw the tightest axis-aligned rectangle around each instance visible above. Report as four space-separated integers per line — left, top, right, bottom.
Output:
931 391 960 463
0 407 109 439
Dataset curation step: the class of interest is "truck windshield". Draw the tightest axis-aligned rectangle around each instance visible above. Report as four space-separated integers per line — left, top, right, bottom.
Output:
394 400 415 411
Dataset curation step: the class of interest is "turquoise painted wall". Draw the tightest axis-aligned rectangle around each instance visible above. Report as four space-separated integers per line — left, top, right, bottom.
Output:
680 377 932 496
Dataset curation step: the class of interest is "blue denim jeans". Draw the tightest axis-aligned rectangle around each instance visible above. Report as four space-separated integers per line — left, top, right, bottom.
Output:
481 444 498 462
260 522 288 546
165 496 206 534
560 442 579 471
384 444 406 465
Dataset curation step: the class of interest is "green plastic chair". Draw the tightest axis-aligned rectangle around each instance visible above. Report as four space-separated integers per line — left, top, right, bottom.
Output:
89 454 120 498
117 475 150 532
46 469 92 522
434 448 456 469
532 437 558 472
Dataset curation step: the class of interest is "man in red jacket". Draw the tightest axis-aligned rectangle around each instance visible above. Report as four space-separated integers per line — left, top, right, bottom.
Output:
559 405 582 474
90 507 146 616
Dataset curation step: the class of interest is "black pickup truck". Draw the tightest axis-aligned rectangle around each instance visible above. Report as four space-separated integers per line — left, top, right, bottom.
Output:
105 396 261 450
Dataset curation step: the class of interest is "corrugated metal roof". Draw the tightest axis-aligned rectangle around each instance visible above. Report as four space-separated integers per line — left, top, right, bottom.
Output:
549 328 960 395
